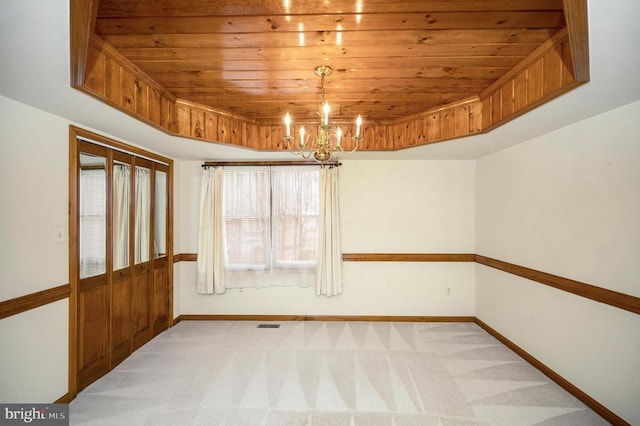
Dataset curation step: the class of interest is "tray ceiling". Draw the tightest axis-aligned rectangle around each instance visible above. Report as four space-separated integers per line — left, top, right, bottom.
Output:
94 0 566 125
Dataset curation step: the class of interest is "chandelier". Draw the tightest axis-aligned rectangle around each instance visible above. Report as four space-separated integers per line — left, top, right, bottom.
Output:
283 65 362 163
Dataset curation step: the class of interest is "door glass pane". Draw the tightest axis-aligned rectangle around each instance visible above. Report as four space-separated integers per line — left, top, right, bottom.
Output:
113 162 130 270
79 154 106 278
154 170 167 258
135 166 151 264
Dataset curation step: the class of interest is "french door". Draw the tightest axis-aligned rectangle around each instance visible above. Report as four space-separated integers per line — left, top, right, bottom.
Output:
77 143 110 390
71 130 172 394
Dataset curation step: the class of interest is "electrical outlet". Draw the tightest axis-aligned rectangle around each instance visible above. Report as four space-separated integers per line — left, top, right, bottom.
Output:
53 226 65 244
446 287 452 296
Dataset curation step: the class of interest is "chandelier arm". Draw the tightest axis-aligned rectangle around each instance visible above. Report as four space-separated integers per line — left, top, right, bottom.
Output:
287 132 319 159
348 137 360 153
285 137 303 156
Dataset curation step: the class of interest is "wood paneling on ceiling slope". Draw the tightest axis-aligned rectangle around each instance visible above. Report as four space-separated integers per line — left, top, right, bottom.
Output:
72 0 589 151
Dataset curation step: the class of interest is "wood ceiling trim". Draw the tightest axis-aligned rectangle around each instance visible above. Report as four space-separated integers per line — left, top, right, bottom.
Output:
175 98 259 123
479 0 589 132
563 0 590 82
480 36 581 133
89 35 169 94
70 0 100 87
82 35 178 133
480 27 569 99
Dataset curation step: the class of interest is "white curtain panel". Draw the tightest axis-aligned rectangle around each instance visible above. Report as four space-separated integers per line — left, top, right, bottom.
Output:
316 166 343 296
134 167 151 264
113 163 130 271
196 167 226 294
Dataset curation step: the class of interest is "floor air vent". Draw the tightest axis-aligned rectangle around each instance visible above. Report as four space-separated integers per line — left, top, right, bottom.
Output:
257 324 280 329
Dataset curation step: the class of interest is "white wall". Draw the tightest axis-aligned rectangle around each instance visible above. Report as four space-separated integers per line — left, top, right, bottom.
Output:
476 100 640 424
0 95 70 402
0 300 68 402
176 160 476 316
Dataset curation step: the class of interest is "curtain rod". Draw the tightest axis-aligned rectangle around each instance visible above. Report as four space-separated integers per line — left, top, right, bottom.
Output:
202 160 341 168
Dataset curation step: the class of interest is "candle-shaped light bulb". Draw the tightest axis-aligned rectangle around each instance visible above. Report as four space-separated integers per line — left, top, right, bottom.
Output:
356 114 363 137
323 102 330 126
336 127 342 145
299 126 306 145
284 113 291 137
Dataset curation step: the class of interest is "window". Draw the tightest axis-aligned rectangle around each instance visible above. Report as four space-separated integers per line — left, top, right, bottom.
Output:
222 167 319 287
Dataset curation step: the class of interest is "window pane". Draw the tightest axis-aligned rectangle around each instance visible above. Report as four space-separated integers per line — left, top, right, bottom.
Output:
225 218 268 266
154 170 167 258
276 216 318 263
273 169 320 216
223 170 270 270
224 170 269 217
79 154 106 278
272 169 319 267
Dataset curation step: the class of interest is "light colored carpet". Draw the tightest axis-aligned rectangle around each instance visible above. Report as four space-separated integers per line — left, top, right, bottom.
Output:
70 321 609 425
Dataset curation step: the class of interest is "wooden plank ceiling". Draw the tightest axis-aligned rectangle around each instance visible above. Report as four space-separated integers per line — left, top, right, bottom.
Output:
94 0 566 126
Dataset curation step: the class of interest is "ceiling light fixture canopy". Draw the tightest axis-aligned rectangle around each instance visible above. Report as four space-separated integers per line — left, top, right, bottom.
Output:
283 65 362 163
